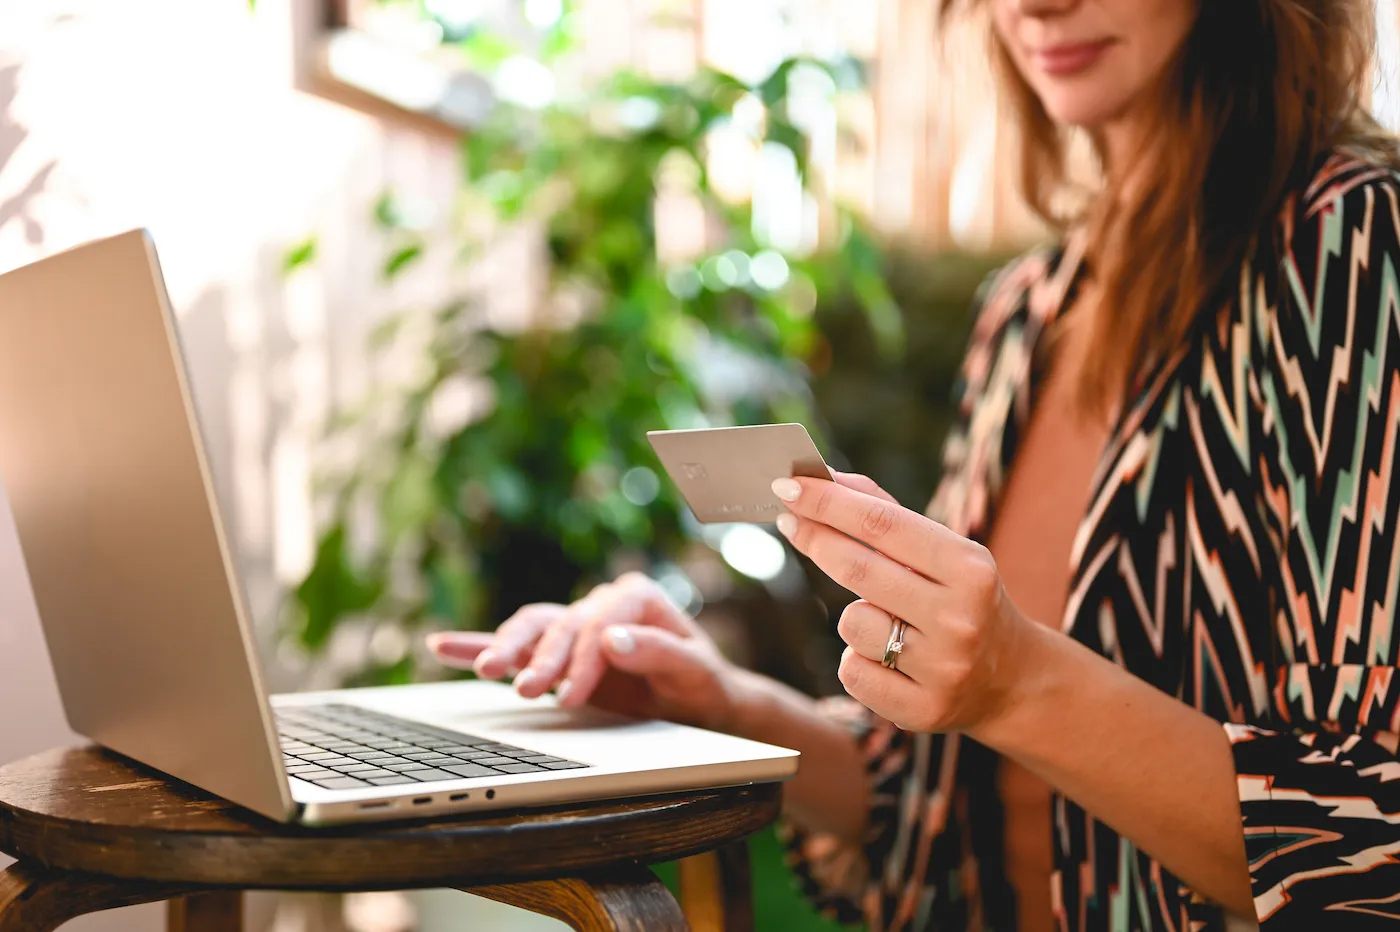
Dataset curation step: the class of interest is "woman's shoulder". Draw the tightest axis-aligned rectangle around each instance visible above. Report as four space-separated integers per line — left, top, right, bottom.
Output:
1259 144 1400 435
1280 144 1400 245
966 241 1076 344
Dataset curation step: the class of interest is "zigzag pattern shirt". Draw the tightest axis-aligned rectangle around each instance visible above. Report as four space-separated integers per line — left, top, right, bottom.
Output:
782 151 1400 930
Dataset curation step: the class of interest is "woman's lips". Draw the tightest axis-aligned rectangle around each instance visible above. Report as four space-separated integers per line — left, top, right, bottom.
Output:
1032 39 1115 77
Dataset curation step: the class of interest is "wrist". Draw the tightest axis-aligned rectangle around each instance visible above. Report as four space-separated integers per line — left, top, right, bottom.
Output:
715 666 775 738
970 614 1065 752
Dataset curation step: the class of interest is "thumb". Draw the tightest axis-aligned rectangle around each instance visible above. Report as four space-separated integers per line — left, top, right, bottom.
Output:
832 470 898 505
601 624 702 679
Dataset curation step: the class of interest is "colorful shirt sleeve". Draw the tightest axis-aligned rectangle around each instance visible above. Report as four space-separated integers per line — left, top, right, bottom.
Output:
780 259 1035 927
1234 167 1400 926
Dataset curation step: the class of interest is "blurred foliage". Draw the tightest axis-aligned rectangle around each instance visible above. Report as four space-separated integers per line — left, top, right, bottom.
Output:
813 249 1010 507
286 56 903 685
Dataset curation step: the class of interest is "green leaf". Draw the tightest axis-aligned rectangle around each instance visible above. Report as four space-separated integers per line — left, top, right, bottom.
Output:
425 547 477 625
381 454 437 542
757 59 801 108
281 237 317 275
372 191 401 230
293 524 382 650
485 465 532 521
459 30 517 70
382 242 424 280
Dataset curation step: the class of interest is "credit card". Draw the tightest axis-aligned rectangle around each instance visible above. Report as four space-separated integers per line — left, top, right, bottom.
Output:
646 423 832 524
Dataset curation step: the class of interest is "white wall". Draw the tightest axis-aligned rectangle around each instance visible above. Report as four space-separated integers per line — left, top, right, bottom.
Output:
0 1 462 928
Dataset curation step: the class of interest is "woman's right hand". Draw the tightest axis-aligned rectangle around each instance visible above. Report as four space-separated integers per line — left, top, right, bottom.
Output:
426 572 749 733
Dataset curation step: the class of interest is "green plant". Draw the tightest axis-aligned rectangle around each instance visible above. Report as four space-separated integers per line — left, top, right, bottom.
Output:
287 59 899 685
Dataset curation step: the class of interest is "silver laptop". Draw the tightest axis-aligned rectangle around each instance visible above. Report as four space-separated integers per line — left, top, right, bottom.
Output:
0 230 798 826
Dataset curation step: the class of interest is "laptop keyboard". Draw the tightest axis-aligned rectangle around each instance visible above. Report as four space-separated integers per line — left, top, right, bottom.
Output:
277 703 587 791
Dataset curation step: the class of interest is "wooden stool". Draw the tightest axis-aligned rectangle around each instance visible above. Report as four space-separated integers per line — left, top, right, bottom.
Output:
0 747 780 932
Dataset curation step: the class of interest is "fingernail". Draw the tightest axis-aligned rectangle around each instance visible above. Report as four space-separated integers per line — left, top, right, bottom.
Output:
776 513 797 538
513 668 537 692
556 679 573 704
472 649 497 674
771 478 802 502
605 626 636 654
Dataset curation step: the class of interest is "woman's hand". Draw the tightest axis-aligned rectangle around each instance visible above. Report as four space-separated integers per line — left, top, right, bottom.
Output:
770 474 1036 737
426 572 747 732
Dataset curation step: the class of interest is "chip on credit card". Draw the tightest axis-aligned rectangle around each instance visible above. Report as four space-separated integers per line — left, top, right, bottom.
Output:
646 423 832 524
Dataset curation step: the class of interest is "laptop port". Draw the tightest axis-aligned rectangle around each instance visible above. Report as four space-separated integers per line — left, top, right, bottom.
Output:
413 796 433 806
486 789 496 800
358 802 392 810
449 793 469 802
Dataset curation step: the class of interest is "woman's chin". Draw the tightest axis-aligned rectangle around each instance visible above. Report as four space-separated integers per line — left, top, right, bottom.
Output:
1036 92 1132 133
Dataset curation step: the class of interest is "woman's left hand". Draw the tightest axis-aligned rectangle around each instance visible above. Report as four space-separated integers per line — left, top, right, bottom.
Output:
772 474 1036 736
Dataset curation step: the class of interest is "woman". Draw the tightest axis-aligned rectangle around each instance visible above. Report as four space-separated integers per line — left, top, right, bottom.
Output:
428 0 1400 927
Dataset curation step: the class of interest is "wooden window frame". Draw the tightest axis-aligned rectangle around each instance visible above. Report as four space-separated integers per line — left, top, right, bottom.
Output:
299 0 493 137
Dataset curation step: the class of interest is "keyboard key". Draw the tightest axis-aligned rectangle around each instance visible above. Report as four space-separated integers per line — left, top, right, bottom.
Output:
442 763 496 779
382 762 430 772
317 757 358 766
298 752 336 761
354 768 397 779
517 756 568 764
367 775 415 785
400 751 439 760
417 756 460 766
336 764 379 773
347 751 393 761
396 768 455 782
292 768 337 779
313 777 370 790
438 746 477 754
492 762 546 774
472 757 515 766
449 752 495 761
540 761 588 770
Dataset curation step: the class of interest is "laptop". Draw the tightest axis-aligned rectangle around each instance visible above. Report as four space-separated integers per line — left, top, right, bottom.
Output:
0 229 799 826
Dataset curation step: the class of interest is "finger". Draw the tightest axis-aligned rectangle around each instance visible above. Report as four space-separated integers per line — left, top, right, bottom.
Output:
478 604 566 678
560 574 694 708
557 578 648 708
772 477 962 583
780 515 942 629
426 631 494 669
600 624 702 679
515 585 619 698
831 471 898 505
837 646 929 726
836 600 923 667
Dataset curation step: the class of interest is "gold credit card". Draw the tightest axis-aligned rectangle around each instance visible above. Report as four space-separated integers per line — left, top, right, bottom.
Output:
646 423 832 524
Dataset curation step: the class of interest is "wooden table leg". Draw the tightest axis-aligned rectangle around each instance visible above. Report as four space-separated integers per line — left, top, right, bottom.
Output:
0 862 197 932
168 891 242 932
678 841 752 932
463 863 688 932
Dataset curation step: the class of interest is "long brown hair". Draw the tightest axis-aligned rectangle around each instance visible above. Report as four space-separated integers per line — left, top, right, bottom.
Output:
942 0 1400 412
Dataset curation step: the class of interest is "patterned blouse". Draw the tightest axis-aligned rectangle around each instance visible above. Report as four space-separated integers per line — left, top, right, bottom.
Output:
783 150 1400 931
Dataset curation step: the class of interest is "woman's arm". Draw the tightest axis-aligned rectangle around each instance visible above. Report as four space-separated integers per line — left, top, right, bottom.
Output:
428 568 872 844
726 668 871 843
769 475 1255 916
975 621 1253 915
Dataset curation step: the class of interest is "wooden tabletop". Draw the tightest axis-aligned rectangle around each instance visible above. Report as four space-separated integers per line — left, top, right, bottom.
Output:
0 746 782 890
